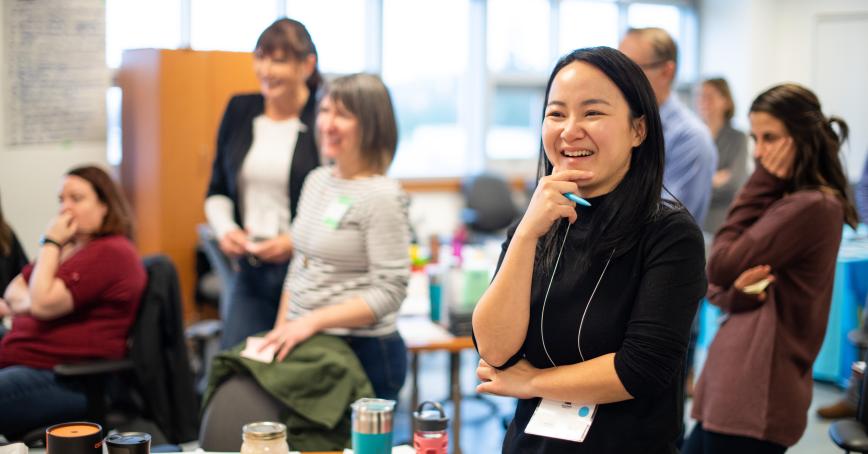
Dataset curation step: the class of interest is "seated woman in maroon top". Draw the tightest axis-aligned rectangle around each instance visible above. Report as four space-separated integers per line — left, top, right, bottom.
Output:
686 84 857 453
0 165 146 437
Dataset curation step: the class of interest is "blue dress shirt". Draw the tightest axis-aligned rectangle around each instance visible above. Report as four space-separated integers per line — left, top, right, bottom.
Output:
659 95 717 226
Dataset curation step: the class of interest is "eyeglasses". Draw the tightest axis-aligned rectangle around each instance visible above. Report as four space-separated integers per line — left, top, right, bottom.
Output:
637 60 670 71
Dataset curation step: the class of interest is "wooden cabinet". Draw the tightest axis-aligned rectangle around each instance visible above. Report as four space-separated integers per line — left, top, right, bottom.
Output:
118 49 259 322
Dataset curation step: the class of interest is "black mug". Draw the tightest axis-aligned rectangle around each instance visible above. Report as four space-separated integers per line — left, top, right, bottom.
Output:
46 422 103 454
106 432 151 454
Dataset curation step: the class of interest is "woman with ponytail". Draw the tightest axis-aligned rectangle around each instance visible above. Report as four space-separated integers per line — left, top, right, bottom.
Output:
686 83 855 453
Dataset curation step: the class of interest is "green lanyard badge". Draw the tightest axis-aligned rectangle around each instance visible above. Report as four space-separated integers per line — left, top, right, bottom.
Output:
323 195 353 229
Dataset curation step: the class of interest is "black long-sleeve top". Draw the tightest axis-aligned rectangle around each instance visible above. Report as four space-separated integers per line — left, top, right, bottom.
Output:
0 231 27 294
496 194 707 453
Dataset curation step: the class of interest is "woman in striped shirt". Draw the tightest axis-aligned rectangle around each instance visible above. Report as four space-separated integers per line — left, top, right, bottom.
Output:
259 73 410 400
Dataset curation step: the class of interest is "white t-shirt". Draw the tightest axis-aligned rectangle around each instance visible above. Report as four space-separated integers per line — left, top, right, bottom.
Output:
204 115 304 239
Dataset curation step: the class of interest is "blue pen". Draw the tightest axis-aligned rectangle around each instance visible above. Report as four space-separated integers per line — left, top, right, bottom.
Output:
564 192 592 207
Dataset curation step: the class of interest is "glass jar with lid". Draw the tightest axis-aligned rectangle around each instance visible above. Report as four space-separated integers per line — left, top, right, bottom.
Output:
241 421 290 454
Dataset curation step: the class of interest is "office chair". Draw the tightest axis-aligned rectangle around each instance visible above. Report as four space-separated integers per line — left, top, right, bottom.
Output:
460 173 520 240
17 255 198 446
830 354 868 452
187 224 238 393
195 224 237 322
12 255 163 445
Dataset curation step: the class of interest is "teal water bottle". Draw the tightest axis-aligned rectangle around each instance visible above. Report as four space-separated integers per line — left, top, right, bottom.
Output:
428 265 442 323
351 398 395 454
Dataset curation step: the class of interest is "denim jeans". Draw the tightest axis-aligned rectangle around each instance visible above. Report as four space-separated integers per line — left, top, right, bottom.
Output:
0 365 87 436
220 259 288 350
343 332 408 402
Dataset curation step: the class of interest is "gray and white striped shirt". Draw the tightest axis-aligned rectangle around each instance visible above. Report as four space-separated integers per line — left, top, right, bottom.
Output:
283 166 410 336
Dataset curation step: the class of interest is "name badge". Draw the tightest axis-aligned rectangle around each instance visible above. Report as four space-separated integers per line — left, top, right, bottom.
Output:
524 398 596 443
323 196 352 229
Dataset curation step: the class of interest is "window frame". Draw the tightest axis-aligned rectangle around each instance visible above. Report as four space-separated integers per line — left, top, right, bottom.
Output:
106 0 699 180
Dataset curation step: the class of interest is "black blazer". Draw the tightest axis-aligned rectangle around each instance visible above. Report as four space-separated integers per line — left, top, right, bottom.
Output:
206 93 320 225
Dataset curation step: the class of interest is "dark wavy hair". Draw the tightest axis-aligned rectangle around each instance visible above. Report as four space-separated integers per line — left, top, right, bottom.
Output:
254 18 322 94
749 83 857 227
535 46 669 272
66 166 135 239
0 193 13 256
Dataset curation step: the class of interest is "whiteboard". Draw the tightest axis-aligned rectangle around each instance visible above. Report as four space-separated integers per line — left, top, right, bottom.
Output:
4 0 108 146
814 14 868 182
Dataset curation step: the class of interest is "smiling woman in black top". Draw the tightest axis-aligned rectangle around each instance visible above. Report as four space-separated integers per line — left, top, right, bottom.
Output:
472 47 707 453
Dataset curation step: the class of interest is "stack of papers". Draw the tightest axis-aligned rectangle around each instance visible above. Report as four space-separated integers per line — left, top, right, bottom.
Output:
397 316 455 347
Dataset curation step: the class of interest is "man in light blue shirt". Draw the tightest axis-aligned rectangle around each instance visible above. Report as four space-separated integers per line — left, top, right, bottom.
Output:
620 27 717 226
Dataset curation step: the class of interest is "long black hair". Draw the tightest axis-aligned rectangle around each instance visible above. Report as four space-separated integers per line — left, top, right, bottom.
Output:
749 83 857 228
535 47 668 273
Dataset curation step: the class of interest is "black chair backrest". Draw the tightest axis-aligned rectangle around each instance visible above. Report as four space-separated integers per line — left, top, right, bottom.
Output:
462 173 519 233
131 255 199 443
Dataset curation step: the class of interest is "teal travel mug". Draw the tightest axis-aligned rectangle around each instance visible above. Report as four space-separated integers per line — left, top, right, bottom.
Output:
351 398 395 454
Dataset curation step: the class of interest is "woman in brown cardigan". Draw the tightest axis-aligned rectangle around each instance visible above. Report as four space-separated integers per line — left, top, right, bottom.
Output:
685 84 857 453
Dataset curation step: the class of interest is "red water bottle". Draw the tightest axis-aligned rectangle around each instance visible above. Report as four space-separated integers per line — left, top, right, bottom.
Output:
413 401 448 454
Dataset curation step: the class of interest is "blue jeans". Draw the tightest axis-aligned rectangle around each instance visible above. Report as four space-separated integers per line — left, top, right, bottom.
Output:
0 366 87 436
343 333 408 402
220 259 288 350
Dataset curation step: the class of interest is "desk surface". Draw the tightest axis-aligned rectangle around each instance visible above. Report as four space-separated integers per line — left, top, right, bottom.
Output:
407 335 474 352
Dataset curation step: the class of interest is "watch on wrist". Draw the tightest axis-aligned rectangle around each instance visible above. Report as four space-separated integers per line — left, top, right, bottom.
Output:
40 236 64 248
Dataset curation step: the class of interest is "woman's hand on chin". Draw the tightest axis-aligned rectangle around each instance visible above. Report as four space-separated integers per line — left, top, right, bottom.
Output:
516 168 594 239
45 212 77 245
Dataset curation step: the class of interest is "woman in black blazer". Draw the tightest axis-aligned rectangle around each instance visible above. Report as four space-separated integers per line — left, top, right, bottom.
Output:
205 18 321 349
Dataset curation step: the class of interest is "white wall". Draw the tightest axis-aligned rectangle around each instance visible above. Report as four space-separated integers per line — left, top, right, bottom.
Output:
0 14 109 258
700 0 868 178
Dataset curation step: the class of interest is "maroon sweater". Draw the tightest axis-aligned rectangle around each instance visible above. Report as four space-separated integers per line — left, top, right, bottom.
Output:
0 235 145 369
692 165 844 446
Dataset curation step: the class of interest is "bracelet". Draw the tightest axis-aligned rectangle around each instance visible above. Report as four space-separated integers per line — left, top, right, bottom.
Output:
40 236 64 249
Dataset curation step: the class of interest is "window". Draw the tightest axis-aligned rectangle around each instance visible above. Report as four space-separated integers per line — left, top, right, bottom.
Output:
105 0 181 68
288 0 367 74
558 1 620 53
190 0 277 51
487 86 544 160
104 0 700 177
383 0 471 178
487 0 551 74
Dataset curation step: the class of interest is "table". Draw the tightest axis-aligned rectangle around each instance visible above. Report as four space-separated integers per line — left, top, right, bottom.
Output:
697 228 868 387
813 231 868 386
402 322 475 454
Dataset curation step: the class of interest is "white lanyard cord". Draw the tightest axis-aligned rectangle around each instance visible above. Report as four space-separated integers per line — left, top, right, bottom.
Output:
577 248 615 362
539 220 616 368
540 221 572 369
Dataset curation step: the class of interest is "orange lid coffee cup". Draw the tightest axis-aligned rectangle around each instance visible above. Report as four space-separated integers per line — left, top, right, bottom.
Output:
46 422 103 454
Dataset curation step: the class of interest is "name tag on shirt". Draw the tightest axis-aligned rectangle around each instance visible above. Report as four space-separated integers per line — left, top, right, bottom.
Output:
524 399 596 442
323 196 352 229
